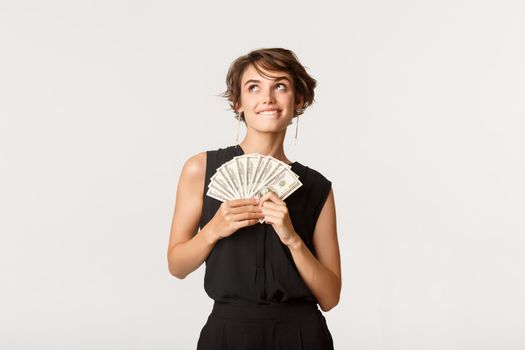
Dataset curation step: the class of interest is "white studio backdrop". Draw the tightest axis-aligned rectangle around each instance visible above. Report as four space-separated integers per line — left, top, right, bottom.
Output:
1 0 524 349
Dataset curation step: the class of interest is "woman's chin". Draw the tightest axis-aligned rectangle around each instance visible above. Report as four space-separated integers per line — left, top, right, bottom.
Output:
250 124 289 133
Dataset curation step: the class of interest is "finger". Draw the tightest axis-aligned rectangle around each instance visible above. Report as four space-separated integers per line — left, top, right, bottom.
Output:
259 190 285 205
228 198 260 207
258 190 273 202
236 218 262 228
229 205 263 214
261 207 282 218
267 191 285 205
260 201 284 211
258 191 274 205
232 211 265 222
261 213 277 224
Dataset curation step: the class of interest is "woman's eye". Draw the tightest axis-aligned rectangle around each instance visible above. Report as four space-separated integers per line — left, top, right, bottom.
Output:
248 83 286 92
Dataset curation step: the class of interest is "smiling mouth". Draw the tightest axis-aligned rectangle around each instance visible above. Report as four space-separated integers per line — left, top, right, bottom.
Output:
257 110 281 116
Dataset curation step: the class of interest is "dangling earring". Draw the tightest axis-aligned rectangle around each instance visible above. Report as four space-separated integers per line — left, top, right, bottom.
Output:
294 113 299 146
235 112 243 144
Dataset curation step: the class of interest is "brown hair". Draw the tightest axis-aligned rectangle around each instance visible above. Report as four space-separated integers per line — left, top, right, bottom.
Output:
219 48 317 122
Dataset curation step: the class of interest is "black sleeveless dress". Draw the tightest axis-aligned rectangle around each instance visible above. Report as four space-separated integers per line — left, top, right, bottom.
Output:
196 144 334 350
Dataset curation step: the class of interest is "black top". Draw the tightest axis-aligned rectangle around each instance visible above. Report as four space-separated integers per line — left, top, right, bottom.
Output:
199 144 332 305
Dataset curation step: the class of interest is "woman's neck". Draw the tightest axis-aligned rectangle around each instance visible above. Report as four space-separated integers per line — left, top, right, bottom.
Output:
239 133 291 164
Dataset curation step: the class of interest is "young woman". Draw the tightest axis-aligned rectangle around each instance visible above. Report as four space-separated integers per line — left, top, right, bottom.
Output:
167 48 341 349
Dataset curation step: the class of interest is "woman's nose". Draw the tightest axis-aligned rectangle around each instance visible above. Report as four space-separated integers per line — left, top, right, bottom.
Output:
262 90 275 103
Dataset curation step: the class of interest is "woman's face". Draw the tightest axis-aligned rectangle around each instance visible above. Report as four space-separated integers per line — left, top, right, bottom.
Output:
236 63 302 133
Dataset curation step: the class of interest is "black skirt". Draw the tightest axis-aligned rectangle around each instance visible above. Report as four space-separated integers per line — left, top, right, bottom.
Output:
197 301 334 350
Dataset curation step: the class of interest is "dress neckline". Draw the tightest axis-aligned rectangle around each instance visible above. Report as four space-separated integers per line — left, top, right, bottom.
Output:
233 144 297 167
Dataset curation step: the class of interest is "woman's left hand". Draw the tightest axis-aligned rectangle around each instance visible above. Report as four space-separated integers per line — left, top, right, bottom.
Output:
258 191 300 246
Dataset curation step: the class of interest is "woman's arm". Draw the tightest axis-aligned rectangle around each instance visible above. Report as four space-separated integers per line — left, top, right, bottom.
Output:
286 189 342 312
166 152 220 279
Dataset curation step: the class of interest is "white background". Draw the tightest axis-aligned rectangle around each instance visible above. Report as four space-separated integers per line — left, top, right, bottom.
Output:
1 0 524 349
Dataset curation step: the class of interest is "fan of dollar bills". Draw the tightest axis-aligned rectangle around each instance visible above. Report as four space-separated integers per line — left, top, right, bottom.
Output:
206 153 302 223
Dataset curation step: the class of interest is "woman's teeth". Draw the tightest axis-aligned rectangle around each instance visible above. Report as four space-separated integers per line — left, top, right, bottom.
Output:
258 110 280 115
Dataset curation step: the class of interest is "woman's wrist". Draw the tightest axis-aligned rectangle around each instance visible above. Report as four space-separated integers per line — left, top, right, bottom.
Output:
284 233 303 250
201 227 220 245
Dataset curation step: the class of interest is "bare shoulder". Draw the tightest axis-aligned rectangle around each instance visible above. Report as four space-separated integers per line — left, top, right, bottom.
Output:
176 150 207 206
181 151 206 182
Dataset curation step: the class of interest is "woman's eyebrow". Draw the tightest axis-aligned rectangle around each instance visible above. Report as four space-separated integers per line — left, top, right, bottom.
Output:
244 76 291 86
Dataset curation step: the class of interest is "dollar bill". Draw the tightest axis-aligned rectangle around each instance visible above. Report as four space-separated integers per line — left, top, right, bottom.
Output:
246 153 262 197
210 170 237 199
216 166 240 198
206 184 232 202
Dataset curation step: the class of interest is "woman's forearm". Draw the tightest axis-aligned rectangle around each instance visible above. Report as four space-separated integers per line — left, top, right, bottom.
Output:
167 225 219 279
286 234 341 312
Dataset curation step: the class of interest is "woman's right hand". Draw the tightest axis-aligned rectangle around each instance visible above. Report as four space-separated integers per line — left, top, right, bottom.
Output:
207 198 264 242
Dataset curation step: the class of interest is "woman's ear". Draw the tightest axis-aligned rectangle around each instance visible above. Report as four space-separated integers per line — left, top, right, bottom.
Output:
234 101 242 114
295 95 304 111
